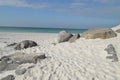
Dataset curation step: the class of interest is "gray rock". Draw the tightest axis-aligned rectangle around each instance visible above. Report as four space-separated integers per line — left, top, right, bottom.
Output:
5 63 20 71
14 40 37 50
1 75 15 80
105 44 119 62
0 52 46 73
106 56 114 59
33 54 46 63
112 54 119 62
82 28 117 39
0 61 8 72
69 34 80 43
116 29 120 33
15 68 27 75
7 43 17 47
0 56 16 72
58 30 73 43
104 44 116 54
106 54 118 62
0 57 19 72
51 43 56 45
9 52 46 64
0 56 11 62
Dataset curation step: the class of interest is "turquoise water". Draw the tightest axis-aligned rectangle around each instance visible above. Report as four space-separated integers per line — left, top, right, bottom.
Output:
0 27 87 33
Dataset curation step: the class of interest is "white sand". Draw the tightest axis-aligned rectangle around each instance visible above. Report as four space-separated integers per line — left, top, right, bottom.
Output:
0 32 57 57
0 27 120 80
112 24 120 31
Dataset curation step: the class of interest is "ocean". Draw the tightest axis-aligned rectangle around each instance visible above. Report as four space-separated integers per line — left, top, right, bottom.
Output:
0 27 87 33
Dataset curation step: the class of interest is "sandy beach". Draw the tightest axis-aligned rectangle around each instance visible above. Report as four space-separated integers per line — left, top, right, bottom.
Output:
0 32 57 43
0 26 120 80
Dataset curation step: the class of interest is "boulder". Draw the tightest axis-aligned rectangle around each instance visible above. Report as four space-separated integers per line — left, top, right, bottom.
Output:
14 40 37 50
81 28 117 39
58 30 73 43
0 52 46 73
0 56 20 72
8 52 46 64
1 75 15 80
0 61 8 72
7 43 17 47
15 68 27 75
5 63 20 71
0 56 18 72
69 34 80 43
116 29 120 33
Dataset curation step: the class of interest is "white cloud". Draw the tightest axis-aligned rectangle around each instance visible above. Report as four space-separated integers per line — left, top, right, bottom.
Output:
73 0 120 4
93 0 120 4
53 0 120 19
71 3 85 6
70 2 85 8
54 1 120 19
0 0 48 8
0 0 120 19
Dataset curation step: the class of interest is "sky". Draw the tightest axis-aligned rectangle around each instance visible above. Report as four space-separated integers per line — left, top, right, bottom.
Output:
0 0 120 29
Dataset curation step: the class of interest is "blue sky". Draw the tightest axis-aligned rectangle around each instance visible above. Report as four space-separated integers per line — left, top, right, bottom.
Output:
0 0 120 29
